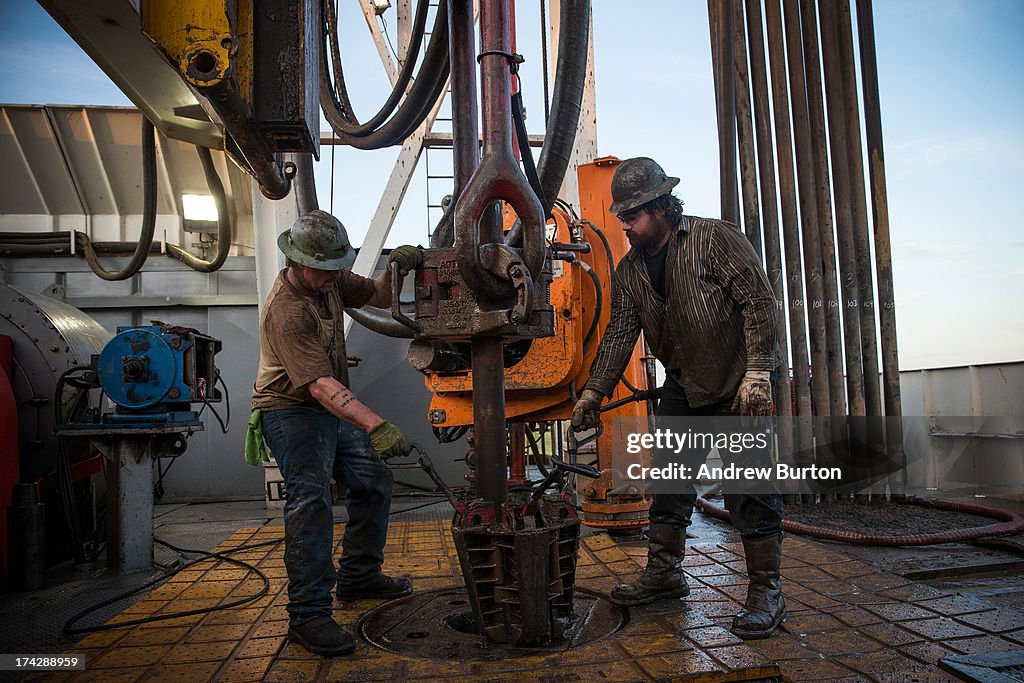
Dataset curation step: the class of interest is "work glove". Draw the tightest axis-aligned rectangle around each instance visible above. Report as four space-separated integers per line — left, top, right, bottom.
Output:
387 245 424 276
732 370 773 420
368 420 413 459
570 389 604 432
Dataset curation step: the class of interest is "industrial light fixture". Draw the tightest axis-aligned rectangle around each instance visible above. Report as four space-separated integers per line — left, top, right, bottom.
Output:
182 193 218 234
371 0 391 16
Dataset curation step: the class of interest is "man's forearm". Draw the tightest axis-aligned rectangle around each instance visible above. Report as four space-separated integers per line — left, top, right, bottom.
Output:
309 376 383 432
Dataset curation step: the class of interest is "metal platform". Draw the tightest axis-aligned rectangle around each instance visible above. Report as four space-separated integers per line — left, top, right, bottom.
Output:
7 508 1021 682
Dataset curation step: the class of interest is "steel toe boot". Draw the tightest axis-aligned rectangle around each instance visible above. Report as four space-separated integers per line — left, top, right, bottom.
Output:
609 523 689 606
287 616 355 657
336 573 413 602
731 533 787 639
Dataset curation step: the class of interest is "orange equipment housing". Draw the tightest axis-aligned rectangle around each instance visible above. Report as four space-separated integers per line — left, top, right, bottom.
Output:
419 157 655 532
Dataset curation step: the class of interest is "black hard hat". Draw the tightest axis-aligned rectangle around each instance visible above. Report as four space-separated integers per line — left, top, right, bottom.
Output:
277 210 356 270
609 157 680 213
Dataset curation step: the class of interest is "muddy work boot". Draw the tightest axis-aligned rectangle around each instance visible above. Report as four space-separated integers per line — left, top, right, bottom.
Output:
336 573 413 602
287 616 355 657
731 533 787 639
610 523 689 606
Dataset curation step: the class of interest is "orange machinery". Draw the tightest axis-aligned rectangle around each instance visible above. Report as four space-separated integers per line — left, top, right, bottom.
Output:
415 157 655 533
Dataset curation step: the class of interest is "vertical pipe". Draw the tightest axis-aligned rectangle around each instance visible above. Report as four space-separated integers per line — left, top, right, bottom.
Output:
797 0 846 418
472 337 508 508
765 0 814 496
745 0 796 500
856 0 905 483
709 0 740 224
471 0 512 509
508 423 528 486
780 0 831 422
818 0 866 418
764 1 811 418
836 0 882 419
449 0 481 204
732 1 762 261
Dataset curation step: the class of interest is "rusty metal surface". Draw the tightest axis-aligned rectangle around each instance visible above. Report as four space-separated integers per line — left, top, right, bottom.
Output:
451 494 582 645
357 585 627 659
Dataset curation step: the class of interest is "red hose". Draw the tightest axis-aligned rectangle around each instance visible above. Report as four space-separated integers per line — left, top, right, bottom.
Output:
696 491 1024 546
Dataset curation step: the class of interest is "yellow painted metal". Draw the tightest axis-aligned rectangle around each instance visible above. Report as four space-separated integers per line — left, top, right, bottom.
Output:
141 0 251 94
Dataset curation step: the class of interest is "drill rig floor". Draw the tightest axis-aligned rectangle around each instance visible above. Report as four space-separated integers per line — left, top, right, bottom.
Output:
5 498 1024 682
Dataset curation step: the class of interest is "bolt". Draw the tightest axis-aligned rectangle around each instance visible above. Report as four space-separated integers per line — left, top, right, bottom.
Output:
509 266 523 279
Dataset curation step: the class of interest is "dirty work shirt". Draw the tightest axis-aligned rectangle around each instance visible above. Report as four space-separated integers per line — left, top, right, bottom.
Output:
251 269 375 410
584 215 780 408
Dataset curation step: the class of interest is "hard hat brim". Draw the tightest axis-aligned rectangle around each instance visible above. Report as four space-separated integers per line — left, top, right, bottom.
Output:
277 230 356 271
609 177 680 214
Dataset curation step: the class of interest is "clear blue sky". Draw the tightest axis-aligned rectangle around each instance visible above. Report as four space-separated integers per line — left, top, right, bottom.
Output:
0 1 1022 370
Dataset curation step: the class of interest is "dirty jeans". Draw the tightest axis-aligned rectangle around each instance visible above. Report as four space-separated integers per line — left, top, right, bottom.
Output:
649 374 783 539
261 408 394 626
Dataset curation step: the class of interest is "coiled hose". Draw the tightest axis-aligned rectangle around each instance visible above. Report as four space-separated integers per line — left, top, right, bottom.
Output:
696 486 1024 546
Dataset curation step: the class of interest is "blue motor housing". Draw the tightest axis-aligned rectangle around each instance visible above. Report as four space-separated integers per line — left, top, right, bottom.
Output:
97 325 222 412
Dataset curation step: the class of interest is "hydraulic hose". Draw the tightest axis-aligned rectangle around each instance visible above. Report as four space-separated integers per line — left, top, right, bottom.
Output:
579 261 602 350
506 0 590 247
345 306 415 338
166 146 231 273
696 490 1024 546
79 118 158 281
322 0 431 135
320 0 451 150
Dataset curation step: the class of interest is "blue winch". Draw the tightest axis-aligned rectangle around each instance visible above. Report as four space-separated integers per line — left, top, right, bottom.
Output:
95 324 222 426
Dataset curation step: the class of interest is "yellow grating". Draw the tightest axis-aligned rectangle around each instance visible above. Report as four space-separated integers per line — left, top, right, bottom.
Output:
32 521 1024 681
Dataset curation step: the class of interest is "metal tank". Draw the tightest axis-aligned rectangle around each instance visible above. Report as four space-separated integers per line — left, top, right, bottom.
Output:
0 283 111 482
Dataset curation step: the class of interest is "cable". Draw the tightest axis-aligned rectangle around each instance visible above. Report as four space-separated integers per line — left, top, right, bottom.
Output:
63 537 280 635
166 145 232 273
579 261 602 350
80 118 158 281
389 499 449 516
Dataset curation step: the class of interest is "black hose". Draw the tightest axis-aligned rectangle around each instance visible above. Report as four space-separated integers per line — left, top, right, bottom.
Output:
580 261 602 350
320 0 451 150
166 146 231 273
79 119 158 281
321 0 431 135
512 91 546 207
507 0 591 247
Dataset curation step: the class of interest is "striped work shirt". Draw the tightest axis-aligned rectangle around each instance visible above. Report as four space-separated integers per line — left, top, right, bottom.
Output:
584 215 780 407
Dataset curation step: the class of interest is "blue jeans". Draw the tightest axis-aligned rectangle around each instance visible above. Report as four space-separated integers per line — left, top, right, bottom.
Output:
261 408 394 626
649 374 783 539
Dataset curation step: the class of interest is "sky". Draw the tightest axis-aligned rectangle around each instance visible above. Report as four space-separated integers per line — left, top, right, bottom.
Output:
0 0 1022 371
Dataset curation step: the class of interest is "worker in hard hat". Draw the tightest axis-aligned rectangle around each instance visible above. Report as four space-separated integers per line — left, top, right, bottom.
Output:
251 210 423 657
571 158 786 639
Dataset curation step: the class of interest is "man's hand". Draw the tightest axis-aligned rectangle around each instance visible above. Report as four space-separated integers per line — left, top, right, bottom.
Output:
732 370 773 419
571 389 604 432
368 420 412 459
387 245 423 276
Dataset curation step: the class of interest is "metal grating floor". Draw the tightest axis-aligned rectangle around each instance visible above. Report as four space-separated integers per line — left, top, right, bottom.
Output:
14 516 1024 682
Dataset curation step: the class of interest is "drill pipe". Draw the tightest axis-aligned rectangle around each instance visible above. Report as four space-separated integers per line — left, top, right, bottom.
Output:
836 0 882 420
742 0 798 484
731 0 763 261
708 0 740 225
797 0 846 419
764 0 815 490
856 0 906 480
818 0 867 418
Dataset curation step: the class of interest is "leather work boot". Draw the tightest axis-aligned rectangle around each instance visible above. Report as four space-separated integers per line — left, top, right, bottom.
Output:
336 573 413 602
731 533 787 639
610 523 689 606
287 616 355 657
